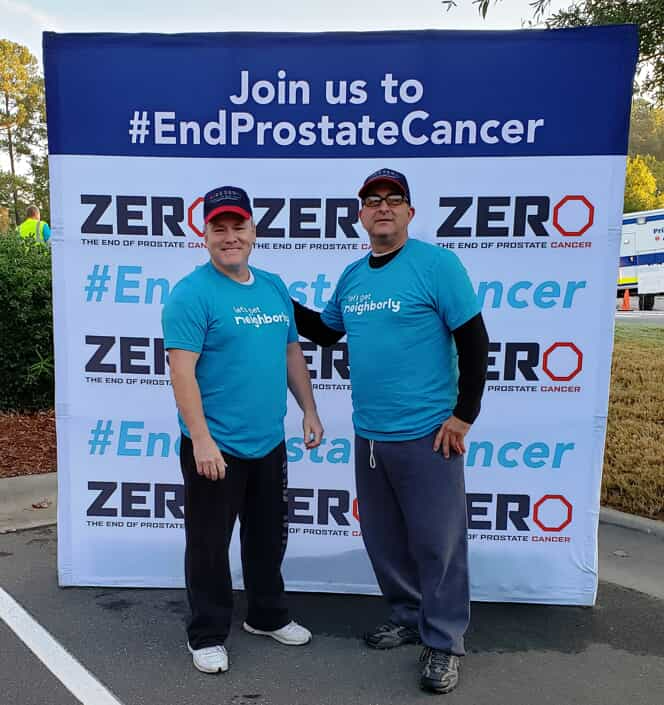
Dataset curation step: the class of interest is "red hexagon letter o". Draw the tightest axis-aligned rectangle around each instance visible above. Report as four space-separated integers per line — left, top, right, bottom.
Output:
533 494 573 532
553 195 594 237
352 498 360 523
542 342 583 382
187 197 205 238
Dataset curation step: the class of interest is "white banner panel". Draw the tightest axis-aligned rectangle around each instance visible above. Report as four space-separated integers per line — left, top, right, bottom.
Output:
44 28 638 604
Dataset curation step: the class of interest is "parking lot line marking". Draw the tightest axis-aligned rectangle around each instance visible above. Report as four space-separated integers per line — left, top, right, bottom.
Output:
0 587 125 705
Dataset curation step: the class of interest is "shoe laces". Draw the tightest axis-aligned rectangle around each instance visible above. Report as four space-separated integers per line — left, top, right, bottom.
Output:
374 621 399 634
279 621 300 635
420 647 452 670
197 645 225 657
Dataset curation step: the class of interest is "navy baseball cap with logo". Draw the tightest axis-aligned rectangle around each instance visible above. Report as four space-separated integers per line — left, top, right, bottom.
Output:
203 185 253 224
358 168 411 203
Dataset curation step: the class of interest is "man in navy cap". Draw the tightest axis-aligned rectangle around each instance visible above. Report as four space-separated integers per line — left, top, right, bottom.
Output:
293 168 489 695
162 186 323 674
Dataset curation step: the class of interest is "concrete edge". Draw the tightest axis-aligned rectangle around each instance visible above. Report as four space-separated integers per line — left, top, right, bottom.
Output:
0 471 56 502
0 515 57 534
0 472 57 534
599 506 664 539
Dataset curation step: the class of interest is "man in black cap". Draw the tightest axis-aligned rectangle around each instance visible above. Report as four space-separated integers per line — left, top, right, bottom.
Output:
162 186 323 674
293 168 489 694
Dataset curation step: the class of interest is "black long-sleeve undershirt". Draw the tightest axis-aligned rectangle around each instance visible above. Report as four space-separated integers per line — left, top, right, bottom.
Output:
451 313 489 423
292 299 345 346
292 246 489 424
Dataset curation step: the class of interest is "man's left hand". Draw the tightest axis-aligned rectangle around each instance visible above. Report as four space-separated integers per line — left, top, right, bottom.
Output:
303 410 324 449
433 415 471 459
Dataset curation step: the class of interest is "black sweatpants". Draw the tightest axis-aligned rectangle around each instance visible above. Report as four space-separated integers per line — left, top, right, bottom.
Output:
355 431 470 656
179 434 290 648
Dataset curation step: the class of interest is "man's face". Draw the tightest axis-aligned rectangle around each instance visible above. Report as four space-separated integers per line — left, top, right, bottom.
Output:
359 182 414 246
204 212 256 271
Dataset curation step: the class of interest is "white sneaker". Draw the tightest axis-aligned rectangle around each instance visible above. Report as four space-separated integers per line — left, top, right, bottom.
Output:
242 620 312 645
187 642 229 673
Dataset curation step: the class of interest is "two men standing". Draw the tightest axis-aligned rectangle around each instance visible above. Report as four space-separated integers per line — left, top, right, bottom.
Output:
164 171 488 694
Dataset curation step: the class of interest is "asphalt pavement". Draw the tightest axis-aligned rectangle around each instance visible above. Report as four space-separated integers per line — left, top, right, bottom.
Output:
615 294 664 326
1 519 663 705
3 315 664 705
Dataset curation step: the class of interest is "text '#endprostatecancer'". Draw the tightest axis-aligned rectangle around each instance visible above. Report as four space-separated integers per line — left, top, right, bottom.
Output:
148 110 545 149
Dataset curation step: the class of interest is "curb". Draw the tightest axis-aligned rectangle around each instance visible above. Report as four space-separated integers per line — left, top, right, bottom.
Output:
599 507 664 539
0 472 57 534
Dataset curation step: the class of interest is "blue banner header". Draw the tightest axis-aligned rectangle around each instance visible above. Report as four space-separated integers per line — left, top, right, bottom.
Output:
43 27 638 159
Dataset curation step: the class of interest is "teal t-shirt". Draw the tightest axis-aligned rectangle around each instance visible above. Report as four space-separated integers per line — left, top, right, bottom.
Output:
162 262 297 458
321 238 480 441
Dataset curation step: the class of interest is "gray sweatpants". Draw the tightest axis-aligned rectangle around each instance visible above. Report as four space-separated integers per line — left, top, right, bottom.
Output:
355 431 469 655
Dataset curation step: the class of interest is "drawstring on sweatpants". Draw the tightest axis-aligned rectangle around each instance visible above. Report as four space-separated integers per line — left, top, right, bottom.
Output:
369 440 376 469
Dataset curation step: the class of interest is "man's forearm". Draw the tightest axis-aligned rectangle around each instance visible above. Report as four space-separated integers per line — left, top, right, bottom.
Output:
286 343 317 413
170 368 212 441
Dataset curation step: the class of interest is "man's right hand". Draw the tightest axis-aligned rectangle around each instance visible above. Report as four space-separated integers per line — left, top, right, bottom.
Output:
192 435 227 481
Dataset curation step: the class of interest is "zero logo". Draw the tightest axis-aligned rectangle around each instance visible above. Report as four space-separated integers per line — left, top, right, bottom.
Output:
553 195 594 237
187 197 205 238
532 494 573 532
542 342 583 381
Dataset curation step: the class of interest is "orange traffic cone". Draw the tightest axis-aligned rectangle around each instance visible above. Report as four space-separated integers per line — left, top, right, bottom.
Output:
620 289 631 311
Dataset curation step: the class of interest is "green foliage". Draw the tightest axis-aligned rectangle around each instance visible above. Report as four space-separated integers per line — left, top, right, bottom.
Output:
0 39 43 150
629 99 664 161
0 39 47 226
29 154 50 224
623 155 664 213
0 169 31 228
544 1 664 104
626 98 664 211
642 154 664 194
0 232 53 410
445 0 664 105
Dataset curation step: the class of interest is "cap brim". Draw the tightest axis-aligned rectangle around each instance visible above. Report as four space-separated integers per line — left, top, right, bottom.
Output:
204 206 251 223
358 176 407 199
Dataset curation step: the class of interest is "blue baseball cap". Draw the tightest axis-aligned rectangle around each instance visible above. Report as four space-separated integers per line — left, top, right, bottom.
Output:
204 185 253 223
358 168 411 203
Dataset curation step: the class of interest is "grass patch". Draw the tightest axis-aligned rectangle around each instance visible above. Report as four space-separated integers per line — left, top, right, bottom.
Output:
603 323 664 520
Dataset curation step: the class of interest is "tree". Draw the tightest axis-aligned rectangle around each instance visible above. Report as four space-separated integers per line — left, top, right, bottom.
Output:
0 206 9 234
0 39 44 226
0 169 31 228
623 155 664 213
642 154 664 195
29 153 50 224
629 99 664 162
443 1 664 105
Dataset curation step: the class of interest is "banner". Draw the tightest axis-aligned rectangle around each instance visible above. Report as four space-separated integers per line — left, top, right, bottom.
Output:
44 27 638 604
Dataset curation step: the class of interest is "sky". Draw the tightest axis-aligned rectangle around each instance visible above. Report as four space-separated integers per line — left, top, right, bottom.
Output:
1 0 571 63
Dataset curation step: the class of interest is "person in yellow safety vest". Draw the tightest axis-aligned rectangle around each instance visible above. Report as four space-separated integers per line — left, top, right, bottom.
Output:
19 206 51 243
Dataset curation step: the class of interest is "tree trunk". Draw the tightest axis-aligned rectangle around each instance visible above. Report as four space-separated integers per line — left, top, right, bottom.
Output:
4 93 19 226
7 126 19 226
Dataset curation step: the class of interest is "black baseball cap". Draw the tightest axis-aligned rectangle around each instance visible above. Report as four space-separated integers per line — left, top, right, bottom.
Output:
203 185 252 223
358 168 411 203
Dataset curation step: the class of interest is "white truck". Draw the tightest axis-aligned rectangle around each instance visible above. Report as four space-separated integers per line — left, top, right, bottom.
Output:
617 207 664 310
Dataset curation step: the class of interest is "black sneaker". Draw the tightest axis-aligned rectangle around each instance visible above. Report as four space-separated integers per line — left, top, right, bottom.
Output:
419 647 461 694
364 621 421 649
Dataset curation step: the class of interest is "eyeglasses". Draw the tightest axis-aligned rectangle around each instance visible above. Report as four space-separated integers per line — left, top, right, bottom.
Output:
362 194 409 208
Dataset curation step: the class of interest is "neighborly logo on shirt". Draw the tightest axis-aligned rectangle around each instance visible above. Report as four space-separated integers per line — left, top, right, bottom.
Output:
343 293 401 316
233 305 290 328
